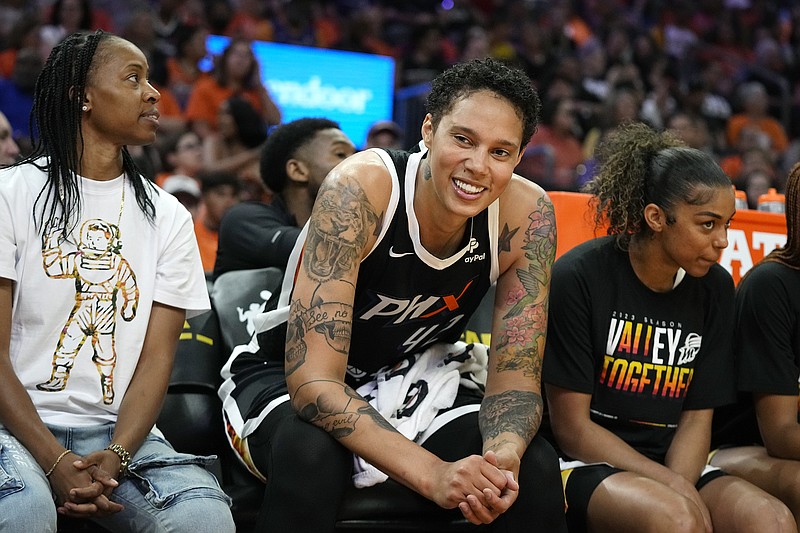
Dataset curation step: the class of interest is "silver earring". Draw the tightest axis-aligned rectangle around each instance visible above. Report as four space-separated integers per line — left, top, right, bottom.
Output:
82 105 88 112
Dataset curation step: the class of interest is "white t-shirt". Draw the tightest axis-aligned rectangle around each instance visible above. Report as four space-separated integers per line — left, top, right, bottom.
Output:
0 163 210 426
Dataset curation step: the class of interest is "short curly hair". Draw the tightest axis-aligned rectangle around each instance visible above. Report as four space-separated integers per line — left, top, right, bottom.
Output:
584 121 731 249
259 117 340 194
426 57 541 149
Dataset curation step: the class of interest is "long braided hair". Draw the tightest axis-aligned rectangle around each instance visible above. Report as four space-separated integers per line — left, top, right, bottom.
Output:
19 30 155 237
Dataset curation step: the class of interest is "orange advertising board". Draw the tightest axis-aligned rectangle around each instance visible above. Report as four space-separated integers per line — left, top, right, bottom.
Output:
549 191 787 285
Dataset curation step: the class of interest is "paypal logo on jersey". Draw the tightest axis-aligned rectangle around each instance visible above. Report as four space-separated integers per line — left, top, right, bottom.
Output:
464 237 485 263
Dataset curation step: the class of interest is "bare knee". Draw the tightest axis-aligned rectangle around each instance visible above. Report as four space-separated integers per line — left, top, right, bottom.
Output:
592 494 706 533
735 496 797 533
651 495 707 533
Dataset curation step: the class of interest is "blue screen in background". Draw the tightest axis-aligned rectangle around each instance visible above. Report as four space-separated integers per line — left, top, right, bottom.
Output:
203 35 395 148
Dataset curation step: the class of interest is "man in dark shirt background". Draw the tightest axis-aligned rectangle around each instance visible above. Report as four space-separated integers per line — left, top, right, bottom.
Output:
213 118 355 278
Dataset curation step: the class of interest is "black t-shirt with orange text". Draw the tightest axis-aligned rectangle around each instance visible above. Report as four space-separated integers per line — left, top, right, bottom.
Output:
544 237 736 462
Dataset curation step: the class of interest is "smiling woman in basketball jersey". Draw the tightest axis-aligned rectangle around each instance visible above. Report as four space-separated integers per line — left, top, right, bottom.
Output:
219 58 568 531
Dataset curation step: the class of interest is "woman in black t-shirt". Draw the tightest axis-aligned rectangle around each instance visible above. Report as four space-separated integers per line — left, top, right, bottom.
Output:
544 122 794 532
710 162 800 526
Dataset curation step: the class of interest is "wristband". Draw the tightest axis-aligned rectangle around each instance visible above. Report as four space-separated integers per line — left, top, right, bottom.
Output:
45 449 72 478
106 443 132 476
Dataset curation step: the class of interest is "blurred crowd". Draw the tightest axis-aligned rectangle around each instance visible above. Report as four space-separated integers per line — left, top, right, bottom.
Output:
2 0 799 257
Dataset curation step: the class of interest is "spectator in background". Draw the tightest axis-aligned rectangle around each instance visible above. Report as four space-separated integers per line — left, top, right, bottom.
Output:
680 77 732 154
639 58 680 130
0 13 41 79
0 0 27 47
203 95 267 200
0 46 42 156
194 170 240 274
631 31 661 88
399 23 455 88
339 6 396 58
582 86 642 163
720 126 778 188
363 119 404 150
726 81 789 162
696 12 753 86
0 110 20 165
485 12 516 63
39 0 111 59
165 23 209 110
214 117 355 279
521 96 585 191
666 111 714 155
577 39 611 108
224 0 273 41
120 8 186 136
740 168 775 210
661 2 699 60
185 37 281 139
458 25 490 63
152 0 197 44
515 19 557 85
154 129 205 187
272 1 316 47
162 173 202 219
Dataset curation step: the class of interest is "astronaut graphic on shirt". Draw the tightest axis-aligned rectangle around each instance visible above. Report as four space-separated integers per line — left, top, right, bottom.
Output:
37 218 138 404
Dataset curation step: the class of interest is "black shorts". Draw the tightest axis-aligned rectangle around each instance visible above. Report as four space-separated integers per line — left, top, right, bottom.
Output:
562 463 727 533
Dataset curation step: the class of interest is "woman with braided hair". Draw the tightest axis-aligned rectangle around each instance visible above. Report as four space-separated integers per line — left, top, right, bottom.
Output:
709 162 800 526
0 30 234 531
543 121 795 532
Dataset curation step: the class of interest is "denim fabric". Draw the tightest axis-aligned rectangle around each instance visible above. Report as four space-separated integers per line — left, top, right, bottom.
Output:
0 424 235 533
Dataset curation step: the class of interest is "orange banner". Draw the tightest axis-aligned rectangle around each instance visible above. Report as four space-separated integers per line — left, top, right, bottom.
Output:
549 191 787 285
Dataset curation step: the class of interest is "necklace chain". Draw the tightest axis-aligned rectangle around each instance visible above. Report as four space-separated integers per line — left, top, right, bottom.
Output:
117 173 125 227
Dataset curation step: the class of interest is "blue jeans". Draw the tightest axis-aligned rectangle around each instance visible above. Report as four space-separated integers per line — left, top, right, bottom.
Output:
0 423 234 533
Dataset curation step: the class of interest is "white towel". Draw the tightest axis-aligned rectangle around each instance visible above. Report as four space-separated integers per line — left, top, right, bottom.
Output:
352 342 488 488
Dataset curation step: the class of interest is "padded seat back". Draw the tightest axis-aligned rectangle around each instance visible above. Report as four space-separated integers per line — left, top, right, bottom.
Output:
157 304 226 458
210 267 285 355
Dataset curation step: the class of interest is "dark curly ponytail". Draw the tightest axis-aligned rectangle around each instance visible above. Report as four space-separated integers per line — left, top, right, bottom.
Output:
584 122 730 249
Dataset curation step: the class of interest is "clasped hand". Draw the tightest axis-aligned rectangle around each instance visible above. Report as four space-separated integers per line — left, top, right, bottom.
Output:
433 450 520 525
50 449 125 518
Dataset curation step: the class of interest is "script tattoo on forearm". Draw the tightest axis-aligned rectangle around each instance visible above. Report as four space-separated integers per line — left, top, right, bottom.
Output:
304 177 378 282
494 197 556 376
479 390 543 445
295 381 399 439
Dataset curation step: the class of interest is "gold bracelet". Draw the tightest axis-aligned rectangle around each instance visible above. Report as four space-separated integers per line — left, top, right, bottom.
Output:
45 449 72 478
106 443 132 476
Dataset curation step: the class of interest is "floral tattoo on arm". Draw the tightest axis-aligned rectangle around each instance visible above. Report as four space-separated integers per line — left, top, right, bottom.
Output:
494 196 556 378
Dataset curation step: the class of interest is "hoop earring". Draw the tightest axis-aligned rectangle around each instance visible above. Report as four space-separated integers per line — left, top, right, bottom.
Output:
82 105 88 112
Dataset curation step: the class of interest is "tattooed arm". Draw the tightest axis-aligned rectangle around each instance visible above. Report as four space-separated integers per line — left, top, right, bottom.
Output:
284 153 505 515
482 178 556 479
